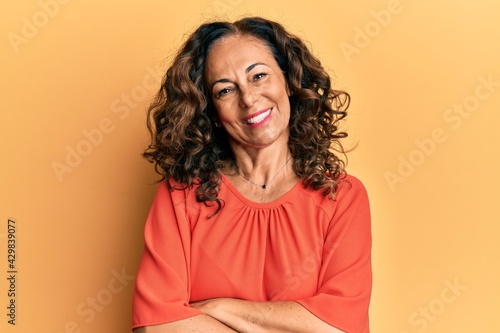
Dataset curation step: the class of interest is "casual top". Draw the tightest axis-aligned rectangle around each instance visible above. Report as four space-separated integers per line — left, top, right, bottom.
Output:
132 174 372 332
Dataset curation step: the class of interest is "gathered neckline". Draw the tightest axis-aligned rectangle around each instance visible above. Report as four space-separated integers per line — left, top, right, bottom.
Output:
221 173 304 209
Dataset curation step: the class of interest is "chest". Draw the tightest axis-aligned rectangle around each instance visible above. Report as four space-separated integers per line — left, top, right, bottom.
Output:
188 205 331 302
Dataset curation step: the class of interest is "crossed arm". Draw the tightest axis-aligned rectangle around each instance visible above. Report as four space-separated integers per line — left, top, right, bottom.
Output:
134 298 344 333
133 178 371 333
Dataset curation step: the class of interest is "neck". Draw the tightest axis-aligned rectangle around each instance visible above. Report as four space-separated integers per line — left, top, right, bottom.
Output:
231 148 293 189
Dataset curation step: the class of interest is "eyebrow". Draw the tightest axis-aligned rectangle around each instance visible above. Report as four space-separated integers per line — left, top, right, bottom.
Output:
210 62 268 90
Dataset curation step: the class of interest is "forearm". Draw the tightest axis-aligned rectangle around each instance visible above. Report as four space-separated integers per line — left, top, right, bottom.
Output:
133 314 239 333
191 299 344 333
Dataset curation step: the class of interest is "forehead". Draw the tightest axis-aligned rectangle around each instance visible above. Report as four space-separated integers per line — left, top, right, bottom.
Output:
205 34 276 78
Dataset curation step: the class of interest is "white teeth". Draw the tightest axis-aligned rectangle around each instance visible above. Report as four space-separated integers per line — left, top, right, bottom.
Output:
246 109 271 124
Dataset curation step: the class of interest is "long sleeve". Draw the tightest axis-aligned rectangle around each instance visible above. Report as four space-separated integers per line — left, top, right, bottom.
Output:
132 181 202 329
132 175 372 332
296 176 372 333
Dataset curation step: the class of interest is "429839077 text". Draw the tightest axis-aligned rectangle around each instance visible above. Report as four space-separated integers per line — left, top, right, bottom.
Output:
6 218 17 325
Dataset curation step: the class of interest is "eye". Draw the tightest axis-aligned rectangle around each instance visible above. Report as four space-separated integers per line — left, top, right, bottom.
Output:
216 87 232 98
252 72 268 81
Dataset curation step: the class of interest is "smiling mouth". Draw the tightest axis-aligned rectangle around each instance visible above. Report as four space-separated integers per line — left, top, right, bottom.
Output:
243 108 272 125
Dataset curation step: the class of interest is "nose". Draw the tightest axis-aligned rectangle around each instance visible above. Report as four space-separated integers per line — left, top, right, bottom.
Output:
238 85 258 108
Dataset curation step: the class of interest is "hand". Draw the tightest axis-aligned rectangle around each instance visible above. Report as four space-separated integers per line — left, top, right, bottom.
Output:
190 298 221 317
190 298 254 333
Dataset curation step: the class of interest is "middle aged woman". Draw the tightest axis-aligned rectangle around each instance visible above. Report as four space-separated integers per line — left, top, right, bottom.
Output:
132 17 372 333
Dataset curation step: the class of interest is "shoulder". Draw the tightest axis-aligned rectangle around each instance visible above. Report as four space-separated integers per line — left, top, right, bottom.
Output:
333 174 371 227
293 174 369 220
298 173 368 204
334 174 370 210
151 178 196 206
337 174 369 199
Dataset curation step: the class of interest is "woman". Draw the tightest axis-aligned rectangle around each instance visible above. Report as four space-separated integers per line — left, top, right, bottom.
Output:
132 17 371 333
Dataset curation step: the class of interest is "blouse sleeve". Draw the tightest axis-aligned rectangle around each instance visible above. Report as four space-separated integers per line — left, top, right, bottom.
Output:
296 176 372 333
132 181 202 329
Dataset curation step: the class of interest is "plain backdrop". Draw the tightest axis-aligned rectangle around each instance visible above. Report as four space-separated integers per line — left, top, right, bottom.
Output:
1 1 499 332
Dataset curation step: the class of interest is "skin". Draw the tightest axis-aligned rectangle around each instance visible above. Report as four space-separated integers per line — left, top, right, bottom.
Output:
135 34 345 333
206 35 291 152
205 34 299 203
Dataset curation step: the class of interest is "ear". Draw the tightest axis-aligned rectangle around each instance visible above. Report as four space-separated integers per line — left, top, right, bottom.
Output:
285 77 294 97
211 115 222 127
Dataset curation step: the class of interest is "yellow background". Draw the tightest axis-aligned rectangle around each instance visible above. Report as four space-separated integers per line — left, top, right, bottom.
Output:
1 0 499 332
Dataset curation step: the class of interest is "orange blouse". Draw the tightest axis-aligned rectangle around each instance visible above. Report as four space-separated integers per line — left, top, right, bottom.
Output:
132 174 372 332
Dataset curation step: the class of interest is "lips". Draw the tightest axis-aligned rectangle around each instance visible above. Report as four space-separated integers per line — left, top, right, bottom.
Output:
243 108 272 125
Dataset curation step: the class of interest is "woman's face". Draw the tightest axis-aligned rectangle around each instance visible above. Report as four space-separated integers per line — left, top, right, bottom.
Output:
204 34 291 152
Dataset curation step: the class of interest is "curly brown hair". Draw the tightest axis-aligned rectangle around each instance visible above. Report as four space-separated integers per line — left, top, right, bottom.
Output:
144 16 350 213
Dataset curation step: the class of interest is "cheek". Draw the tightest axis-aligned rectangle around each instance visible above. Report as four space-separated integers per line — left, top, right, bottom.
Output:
268 82 290 104
214 101 236 122
275 89 291 117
